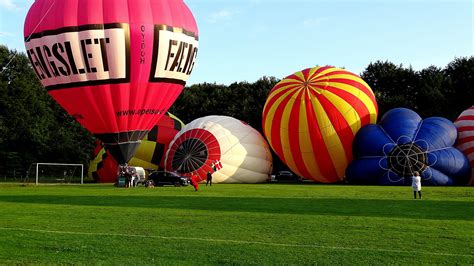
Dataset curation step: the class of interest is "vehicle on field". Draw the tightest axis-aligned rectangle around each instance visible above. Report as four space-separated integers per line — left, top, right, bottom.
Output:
148 170 189 187
131 167 146 186
275 170 301 182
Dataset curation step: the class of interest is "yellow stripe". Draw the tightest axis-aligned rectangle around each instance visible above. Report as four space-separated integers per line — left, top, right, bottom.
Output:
263 88 299 153
168 113 185 128
310 97 347 180
264 83 301 109
318 89 361 135
307 67 321 80
133 141 156 165
88 149 106 179
322 82 377 121
299 91 324 179
315 73 376 98
314 67 338 78
279 89 301 173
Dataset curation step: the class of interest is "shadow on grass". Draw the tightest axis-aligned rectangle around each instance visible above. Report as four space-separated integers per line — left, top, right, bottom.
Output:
0 195 471 221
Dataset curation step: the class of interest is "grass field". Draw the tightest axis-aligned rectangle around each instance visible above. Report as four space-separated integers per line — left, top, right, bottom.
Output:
0 183 472 264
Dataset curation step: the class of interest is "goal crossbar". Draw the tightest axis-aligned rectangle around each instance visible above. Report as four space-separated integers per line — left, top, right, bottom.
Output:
35 163 84 185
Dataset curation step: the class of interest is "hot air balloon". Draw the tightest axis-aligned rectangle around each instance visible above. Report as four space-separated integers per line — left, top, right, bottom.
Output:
262 66 378 183
454 106 474 186
24 0 198 164
346 108 471 185
88 113 184 183
164 116 273 183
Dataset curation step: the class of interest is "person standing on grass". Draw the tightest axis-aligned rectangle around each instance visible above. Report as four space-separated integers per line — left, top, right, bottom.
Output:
411 171 422 199
191 172 199 191
206 170 213 186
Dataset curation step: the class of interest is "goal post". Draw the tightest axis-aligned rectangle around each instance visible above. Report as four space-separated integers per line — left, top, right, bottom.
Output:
35 163 84 185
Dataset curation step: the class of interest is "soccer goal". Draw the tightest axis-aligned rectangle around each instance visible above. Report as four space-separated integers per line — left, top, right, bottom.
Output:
33 163 84 185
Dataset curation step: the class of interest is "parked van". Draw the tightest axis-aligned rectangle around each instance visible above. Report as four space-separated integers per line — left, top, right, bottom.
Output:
131 167 146 186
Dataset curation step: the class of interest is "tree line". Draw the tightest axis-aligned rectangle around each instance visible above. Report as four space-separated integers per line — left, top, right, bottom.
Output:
1 45 473 178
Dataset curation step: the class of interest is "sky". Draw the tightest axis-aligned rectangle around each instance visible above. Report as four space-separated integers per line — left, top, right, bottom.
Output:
0 0 473 85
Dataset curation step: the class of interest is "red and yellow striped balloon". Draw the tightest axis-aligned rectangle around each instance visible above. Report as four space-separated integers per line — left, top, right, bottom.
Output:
262 66 378 183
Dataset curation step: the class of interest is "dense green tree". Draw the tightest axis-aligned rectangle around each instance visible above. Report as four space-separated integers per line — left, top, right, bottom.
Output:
415 66 450 118
0 45 94 177
443 57 474 120
361 57 473 120
360 61 419 117
170 76 279 132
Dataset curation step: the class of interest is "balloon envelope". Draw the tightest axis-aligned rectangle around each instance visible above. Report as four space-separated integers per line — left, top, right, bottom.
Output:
165 116 273 183
262 66 378 183
346 108 471 185
24 0 198 164
454 106 474 186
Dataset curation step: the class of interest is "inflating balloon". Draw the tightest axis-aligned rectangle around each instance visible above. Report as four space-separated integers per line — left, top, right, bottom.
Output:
346 108 471 185
454 106 474 186
88 145 117 183
165 116 273 183
262 66 378 183
24 0 198 164
89 113 184 183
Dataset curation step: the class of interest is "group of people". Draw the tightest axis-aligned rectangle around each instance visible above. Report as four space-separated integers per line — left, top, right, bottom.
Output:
117 164 137 188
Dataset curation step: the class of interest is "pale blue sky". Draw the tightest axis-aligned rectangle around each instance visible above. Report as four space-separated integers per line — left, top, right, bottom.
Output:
1 0 472 85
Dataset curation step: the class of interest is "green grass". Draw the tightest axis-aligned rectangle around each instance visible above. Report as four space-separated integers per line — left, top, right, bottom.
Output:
0 183 472 264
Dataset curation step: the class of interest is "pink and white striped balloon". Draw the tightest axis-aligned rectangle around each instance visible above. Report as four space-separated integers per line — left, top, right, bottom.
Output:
454 106 474 186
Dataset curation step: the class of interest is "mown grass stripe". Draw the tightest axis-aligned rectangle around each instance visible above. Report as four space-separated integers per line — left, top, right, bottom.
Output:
1 227 471 258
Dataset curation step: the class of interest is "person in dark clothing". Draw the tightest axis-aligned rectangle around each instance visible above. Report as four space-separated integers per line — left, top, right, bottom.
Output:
206 170 213 186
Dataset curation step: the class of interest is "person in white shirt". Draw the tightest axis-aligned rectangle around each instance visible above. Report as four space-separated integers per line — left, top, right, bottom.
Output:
411 171 422 199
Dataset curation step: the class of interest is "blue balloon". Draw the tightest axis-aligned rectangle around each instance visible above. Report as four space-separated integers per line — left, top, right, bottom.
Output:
346 108 471 185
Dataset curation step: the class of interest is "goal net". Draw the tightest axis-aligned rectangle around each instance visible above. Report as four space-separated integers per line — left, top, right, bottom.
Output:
30 163 84 185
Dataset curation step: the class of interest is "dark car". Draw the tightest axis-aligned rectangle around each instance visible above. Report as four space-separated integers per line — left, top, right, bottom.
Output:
275 170 301 182
148 171 189 187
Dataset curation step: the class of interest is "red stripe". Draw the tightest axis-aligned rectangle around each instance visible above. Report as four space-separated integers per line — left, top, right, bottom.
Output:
324 85 372 126
462 146 474 157
327 78 375 102
456 115 474 122
314 91 355 162
269 90 299 162
283 73 305 82
263 84 299 118
267 73 305 94
305 93 338 182
456 136 474 146
262 85 302 137
287 91 313 179
311 66 333 77
316 70 360 80
301 68 312 79
457 126 474 132
275 80 303 88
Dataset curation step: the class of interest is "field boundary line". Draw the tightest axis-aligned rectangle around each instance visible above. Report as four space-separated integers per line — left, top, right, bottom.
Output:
0 227 472 258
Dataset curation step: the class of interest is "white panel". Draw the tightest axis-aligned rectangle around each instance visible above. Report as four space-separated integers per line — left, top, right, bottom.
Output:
25 27 127 87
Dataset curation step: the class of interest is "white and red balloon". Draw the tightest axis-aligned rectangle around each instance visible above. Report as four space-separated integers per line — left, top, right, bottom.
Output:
165 116 273 183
